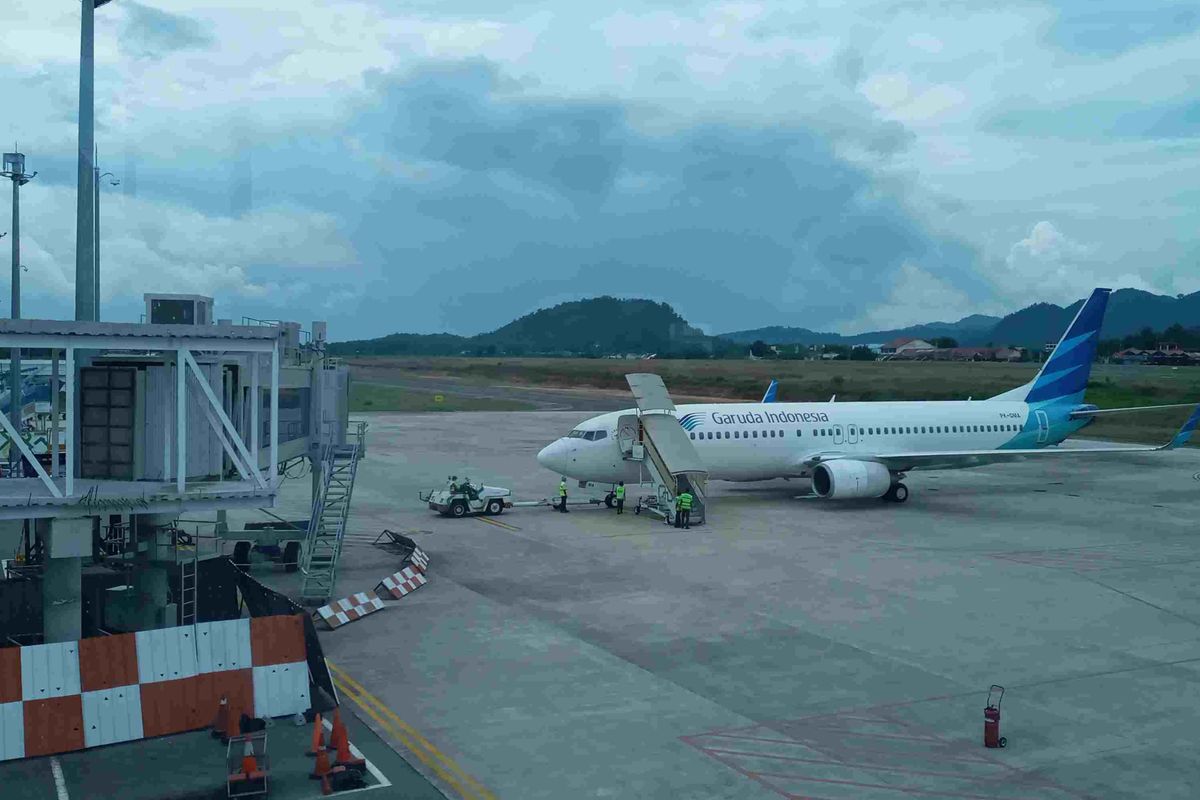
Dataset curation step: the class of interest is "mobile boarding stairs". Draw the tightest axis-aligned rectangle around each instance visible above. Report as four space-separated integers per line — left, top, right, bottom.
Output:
618 373 708 526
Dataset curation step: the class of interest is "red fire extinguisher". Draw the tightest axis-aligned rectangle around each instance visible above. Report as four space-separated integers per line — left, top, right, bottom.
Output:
984 684 1007 748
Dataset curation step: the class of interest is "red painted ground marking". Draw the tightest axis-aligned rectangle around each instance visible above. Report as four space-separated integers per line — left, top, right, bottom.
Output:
683 696 1099 800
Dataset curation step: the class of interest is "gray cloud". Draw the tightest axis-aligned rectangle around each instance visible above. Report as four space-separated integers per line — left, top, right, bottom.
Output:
120 2 214 60
342 61 986 336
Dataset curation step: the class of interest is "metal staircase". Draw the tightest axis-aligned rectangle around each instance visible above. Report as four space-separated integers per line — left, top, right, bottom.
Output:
623 374 709 525
300 421 367 604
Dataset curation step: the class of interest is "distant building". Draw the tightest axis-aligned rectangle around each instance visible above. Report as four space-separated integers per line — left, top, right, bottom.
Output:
880 337 934 355
891 346 1024 363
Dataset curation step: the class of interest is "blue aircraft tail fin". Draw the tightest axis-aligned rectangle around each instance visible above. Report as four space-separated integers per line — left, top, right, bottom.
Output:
761 379 778 403
1165 403 1200 450
1023 288 1111 405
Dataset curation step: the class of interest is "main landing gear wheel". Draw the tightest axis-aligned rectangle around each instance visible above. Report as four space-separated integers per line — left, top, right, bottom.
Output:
485 499 504 515
884 483 909 503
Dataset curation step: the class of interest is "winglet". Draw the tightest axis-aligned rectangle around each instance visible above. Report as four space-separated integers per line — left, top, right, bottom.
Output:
1164 403 1200 450
761 379 778 403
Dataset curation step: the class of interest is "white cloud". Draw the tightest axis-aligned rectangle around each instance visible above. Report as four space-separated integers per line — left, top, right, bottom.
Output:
842 262 978 332
12 185 356 316
998 221 1153 306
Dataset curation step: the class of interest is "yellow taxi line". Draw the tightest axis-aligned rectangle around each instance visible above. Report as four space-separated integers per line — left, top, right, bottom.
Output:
328 661 496 800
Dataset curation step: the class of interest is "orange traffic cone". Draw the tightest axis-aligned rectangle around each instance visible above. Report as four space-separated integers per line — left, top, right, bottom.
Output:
306 713 326 756
240 739 259 777
211 695 229 739
334 727 365 769
310 738 347 795
327 708 346 752
309 747 333 780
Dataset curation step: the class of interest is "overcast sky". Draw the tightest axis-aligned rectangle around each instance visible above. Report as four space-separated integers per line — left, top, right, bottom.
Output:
1 1 1198 339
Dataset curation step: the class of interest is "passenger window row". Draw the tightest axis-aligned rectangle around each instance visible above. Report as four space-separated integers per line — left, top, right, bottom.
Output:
687 422 1022 441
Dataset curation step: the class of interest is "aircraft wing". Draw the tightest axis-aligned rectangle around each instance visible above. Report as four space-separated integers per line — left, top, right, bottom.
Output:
804 403 1200 473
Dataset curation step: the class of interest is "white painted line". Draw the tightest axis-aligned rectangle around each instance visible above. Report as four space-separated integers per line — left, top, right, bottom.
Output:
322 716 392 791
50 757 70 800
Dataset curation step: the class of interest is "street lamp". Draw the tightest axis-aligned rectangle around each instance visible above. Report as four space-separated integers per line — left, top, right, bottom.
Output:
76 0 117 322
93 149 120 320
1 152 36 471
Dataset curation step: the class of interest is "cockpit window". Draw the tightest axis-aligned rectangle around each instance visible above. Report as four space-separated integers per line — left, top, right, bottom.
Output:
592 430 607 441
567 429 586 438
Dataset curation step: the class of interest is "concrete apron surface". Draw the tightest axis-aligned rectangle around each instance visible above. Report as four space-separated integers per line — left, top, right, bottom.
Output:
254 411 1200 800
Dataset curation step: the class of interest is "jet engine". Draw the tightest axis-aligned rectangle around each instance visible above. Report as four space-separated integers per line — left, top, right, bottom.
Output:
812 459 893 499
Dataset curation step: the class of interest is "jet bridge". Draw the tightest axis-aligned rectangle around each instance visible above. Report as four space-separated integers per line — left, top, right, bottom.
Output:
623 373 708 524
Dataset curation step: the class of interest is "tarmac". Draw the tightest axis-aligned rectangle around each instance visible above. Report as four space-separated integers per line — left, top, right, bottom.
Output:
261 410 1200 800
7 408 1200 799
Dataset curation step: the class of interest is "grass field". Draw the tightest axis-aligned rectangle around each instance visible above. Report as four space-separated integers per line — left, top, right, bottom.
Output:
348 357 1200 443
350 381 536 412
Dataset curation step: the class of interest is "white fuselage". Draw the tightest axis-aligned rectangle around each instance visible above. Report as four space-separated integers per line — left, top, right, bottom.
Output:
536 400 1062 484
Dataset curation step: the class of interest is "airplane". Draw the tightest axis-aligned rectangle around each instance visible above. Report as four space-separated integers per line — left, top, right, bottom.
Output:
536 288 1200 503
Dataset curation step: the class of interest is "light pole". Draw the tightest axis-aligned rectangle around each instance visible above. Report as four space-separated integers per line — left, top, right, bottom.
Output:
93 148 119 321
2 152 36 472
76 0 116 323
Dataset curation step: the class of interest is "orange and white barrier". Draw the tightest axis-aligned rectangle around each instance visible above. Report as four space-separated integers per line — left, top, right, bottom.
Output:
313 592 386 630
0 614 310 762
409 546 429 573
375 566 427 600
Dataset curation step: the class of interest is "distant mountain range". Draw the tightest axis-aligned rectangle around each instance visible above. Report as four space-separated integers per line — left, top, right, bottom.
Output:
721 290 1200 347
717 313 1001 347
330 289 1200 357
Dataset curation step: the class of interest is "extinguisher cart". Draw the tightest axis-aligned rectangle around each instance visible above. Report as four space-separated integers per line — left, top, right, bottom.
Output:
984 684 1007 748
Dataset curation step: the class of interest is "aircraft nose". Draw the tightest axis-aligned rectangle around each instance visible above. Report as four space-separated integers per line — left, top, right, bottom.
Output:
537 439 568 473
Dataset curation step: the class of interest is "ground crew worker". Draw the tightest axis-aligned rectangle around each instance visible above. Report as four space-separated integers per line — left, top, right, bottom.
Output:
678 490 693 529
558 477 570 513
614 482 625 514
448 475 459 492
673 494 682 528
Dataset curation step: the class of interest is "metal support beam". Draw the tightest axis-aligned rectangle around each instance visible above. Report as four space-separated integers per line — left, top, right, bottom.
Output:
50 350 59 478
65 347 74 496
163 354 172 482
0 401 61 497
270 344 278 485
182 351 264 488
250 353 259 466
199 399 252 482
0 333 277 353
176 347 186 494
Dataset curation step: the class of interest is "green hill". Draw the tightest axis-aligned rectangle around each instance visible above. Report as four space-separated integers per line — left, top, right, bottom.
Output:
330 297 724 357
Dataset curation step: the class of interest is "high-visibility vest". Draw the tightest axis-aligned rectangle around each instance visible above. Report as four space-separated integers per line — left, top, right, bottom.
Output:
615 485 625 500
679 492 693 510
558 482 567 496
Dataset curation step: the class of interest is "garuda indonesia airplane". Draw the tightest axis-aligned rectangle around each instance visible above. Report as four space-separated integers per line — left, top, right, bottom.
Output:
536 288 1200 503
